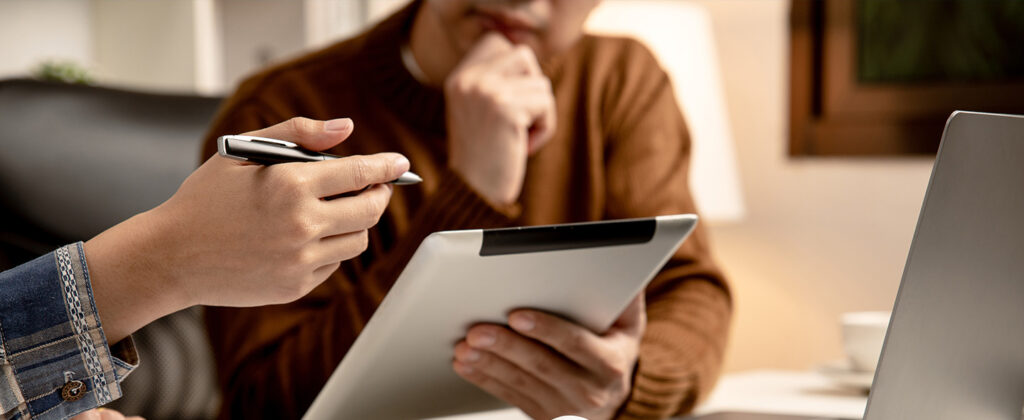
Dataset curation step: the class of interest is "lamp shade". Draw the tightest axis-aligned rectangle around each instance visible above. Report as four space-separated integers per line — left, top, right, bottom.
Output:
585 0 744 223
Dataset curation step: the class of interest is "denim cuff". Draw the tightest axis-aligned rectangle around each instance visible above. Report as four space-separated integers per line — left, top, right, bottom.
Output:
1 243 139 420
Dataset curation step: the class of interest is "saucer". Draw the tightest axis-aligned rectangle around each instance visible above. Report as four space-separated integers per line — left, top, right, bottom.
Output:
816 360 875 392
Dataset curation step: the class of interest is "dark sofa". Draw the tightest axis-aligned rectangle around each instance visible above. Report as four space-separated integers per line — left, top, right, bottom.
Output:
0 78 223 419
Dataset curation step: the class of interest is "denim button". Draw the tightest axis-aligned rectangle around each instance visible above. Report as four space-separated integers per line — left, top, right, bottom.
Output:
61 380 86 402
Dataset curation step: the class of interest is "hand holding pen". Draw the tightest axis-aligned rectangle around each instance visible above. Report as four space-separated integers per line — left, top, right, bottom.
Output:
85 117 410 347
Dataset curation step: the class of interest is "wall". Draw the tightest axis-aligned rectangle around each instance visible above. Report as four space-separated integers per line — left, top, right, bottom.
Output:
0 0 93 79
691 0 936 372
91 0 199 92
1 1 222 94
0 1 391 93
221 0 304 91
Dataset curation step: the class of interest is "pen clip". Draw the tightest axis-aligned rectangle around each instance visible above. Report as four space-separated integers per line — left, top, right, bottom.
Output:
226 135 300 148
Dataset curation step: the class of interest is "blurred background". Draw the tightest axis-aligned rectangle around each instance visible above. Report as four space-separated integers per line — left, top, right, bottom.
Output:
3 0 1023 391
0 0 938 374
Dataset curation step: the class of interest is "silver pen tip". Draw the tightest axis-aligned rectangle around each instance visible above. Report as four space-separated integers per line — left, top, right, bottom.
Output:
392 172 423 185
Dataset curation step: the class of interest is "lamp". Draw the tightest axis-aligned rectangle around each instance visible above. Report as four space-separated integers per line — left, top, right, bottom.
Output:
585 0 745 223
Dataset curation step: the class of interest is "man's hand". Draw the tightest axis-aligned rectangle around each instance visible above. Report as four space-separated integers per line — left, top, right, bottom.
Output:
85 117 410 342
444 32 556 206
453 295 646 420
71 408 144 420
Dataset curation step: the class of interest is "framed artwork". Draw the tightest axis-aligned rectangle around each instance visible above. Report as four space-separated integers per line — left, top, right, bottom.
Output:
789 0 1024 156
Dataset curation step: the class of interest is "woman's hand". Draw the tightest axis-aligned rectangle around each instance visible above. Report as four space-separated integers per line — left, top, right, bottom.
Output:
70 408 144 420
85 117 410 342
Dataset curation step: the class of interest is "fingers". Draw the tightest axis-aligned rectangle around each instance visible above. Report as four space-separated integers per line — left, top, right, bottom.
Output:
98 409 127 420
484 76 554 142
488 64 555 152
71 410 100 420
453 341 555 418
320 183 392 237
244 117 354 152
611 294 647 336
303 153 410 197
457 320 638 419
458 32 515 71
490 45 543 77
71 409 143 420
314 229 371 266
312 262 342 285
463 324 582 390
514 44 544 77
527 114 556 154
507 310 623 378
455 40 543 90
518 83 556 152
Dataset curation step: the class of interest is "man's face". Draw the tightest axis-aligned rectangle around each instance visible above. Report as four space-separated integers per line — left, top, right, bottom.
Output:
424 0 601 61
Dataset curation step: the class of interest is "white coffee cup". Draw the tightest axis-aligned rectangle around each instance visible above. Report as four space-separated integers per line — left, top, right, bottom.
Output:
841 311 891 372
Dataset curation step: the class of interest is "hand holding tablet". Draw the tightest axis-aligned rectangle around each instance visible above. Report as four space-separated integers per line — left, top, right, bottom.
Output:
303 215 698 419
454 294 645 419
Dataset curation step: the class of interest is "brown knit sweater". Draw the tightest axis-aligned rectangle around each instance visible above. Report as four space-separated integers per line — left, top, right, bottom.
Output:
200 3 731 419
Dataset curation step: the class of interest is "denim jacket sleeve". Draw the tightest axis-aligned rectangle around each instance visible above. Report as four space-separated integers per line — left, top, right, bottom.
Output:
0 243 138 420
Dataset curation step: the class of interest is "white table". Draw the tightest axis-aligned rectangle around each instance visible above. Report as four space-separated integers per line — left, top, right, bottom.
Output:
434 370 868 419
692 370 867 419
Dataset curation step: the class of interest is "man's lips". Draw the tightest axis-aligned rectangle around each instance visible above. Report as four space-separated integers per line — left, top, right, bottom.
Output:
473 10 539 41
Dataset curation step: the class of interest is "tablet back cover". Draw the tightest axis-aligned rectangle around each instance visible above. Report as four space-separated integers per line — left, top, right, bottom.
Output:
304 214 697 419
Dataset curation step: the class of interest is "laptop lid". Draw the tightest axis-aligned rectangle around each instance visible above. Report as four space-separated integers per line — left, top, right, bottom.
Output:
864 112 1024 420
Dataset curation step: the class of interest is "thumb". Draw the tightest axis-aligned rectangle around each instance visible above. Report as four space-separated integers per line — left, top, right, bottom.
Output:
70 410 101 420
243 117 354 152
611 293 646 337
458 31 514 70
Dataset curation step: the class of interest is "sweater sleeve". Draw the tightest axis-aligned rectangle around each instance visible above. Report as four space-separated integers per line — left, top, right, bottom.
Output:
199 79 522 419
601 42 733 419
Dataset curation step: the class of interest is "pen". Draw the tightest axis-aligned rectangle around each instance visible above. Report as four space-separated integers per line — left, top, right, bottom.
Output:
217 135 423 185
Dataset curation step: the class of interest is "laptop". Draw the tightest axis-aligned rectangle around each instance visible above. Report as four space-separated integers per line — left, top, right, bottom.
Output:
692 111 1024 420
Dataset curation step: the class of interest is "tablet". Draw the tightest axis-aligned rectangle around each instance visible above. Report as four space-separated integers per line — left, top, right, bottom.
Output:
303 214 699 420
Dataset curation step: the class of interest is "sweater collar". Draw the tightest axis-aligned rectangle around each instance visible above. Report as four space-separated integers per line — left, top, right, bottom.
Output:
360 0 447 137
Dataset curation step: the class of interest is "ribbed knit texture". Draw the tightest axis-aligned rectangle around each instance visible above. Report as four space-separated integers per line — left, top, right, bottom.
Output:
200 2 731 419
